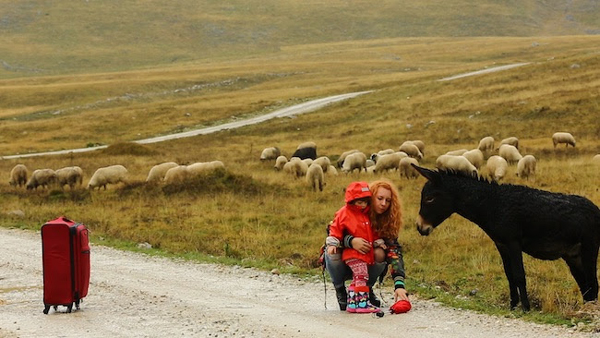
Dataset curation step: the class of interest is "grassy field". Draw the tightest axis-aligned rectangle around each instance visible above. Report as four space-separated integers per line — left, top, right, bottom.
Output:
1 0 600 328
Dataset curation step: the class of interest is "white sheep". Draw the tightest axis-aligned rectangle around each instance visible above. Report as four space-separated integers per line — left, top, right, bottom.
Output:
146 162 178 183
301 158 314 167
478 136 495 155
56 166 84 190
399 142 423 160
592 154 600 165
274 155 288 171
435 154 478 177
516 155 537 181
327 165 338 176
341 152 367 174
87 165 128 190
373 152 407 173
186 161 225 177
284 158 308 178
552 132 576 148
499 144 523 164
399 157 419 179
164 165 189 184
486 155 508 181
26 169 58 190
370 149 395 162
313 156 331 173
445 149 468 156
410 140 426 156
462 149 485 169
499 137 519 149
9 164 28 187
306 163 325 192
260 147 281 161
337 149 360 168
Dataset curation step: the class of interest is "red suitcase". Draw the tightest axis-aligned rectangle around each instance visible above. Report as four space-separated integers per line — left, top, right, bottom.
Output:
41 216 90 314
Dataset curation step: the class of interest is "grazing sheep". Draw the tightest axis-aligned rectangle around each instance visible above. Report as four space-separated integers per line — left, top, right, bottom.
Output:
284 158 308 178
486 155 508 181
517 155 537 181
341 152 367 174
274 155 288 171
291 142 317 160
327 165 338 176
301 158 314 167
26 169 58 190
56 166 84 190
337 149 360 168
552 132 576 148
593 154 600 165
87 165 128 190
260 147 281 161
478 136 495 156
410 140 426 156
373 152 407 173
399 157 419 179
164 165 189 184
500 137 519 149
313 156 331 173
370 149 395 162
462 149 485 169
399 142 423 160
446 149 468 156
9 164 28 187
499 144 523 164
146 162 178 183
435 155 478 177
306 163 325 192
186 161 224 177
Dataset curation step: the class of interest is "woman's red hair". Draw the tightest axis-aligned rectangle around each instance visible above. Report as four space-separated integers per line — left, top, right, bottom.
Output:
369 179 403 240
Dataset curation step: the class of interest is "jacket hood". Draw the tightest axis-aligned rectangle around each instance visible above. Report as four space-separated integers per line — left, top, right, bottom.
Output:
345 181 372 203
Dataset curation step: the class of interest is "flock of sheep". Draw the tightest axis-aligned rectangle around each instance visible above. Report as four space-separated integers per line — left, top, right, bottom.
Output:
260 131 588 192
6 131 592 193
7 160 226 191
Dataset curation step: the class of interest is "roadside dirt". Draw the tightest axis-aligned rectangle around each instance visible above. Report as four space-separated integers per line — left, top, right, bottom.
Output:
1 227 597 338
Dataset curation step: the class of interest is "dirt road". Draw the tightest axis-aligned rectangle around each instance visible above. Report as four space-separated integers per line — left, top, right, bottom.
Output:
0 227 596 338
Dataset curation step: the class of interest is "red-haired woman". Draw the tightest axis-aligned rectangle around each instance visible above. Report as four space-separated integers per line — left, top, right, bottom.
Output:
324 179 409 311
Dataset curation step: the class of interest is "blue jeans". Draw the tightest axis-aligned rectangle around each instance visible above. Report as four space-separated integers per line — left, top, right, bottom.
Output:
324 251 386 289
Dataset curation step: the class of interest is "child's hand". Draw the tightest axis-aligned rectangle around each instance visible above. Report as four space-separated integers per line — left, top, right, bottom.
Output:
327 246 337 255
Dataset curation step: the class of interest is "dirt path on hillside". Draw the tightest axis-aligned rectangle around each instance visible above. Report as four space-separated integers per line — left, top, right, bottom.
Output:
1 227 597 338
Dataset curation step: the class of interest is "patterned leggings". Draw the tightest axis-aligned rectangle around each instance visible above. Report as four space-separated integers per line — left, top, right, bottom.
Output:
346 258 368 287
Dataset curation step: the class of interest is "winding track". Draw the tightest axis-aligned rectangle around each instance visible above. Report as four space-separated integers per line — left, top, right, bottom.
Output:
1 61 532 160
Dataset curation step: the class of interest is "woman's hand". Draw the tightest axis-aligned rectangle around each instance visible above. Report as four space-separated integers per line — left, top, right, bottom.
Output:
394 288 409 302
350 237 372 254
326 246 337 255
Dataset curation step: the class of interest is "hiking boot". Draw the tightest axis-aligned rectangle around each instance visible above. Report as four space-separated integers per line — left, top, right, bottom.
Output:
335 286 347 311
369 289 381 307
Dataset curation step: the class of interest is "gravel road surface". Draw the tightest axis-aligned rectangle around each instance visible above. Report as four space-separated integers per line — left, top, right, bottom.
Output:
1 227 597 338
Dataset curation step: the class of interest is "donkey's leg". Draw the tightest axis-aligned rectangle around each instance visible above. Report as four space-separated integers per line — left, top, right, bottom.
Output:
580 243 599 301
496 243 529 311
562 253 588 300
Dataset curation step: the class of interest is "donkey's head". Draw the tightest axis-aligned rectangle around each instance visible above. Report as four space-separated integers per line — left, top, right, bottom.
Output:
412 165 456 236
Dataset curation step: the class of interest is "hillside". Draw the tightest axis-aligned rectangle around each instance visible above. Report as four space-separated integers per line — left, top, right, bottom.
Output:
1 0 599 77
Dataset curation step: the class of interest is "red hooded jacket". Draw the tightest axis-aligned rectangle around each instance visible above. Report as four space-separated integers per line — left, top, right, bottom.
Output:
328 182 378 264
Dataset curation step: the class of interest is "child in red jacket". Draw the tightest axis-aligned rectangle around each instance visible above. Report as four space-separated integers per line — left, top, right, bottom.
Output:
326 181 384 313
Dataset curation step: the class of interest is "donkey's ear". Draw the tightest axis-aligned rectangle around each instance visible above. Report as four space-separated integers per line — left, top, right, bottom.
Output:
411 164 441 185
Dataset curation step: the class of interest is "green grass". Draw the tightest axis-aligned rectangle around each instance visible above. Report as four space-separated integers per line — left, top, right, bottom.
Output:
1 0 600 330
